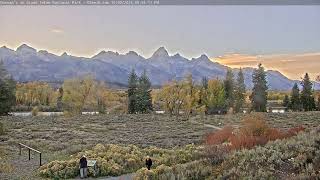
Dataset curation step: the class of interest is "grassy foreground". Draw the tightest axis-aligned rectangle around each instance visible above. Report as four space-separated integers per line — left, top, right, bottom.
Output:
39 128 320 179
0 112 319 179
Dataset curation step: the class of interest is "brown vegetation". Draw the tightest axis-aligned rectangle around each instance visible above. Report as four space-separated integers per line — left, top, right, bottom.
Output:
205 113 305 150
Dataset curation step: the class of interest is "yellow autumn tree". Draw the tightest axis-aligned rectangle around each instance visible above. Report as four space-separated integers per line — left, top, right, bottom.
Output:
181 75 201 118
16 82 58 107
156 75 201 118
62 75 97 116
205 79 226 114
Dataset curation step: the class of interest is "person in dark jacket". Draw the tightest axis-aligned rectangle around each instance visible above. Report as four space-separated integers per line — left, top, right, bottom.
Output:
145 156 152 170
79 155 88 178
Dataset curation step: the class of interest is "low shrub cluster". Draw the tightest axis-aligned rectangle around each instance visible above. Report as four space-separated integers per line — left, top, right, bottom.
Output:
39 127 320 179
0 122 4 135
0 148 14 173
205 114 305 150
220 128 320 179
39 144 202 179
134 160 212 180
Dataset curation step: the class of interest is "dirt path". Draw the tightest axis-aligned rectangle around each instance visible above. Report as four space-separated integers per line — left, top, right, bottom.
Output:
190 120 222 130
0 144 44 180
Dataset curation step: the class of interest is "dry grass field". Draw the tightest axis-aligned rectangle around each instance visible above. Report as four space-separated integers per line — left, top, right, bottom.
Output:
195 111 320 129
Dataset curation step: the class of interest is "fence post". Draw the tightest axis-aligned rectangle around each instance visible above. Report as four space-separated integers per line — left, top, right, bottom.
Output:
39 153 42 166
28 149 31 160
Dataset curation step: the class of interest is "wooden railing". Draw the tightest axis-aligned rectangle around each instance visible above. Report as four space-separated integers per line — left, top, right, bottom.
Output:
18 143 42 166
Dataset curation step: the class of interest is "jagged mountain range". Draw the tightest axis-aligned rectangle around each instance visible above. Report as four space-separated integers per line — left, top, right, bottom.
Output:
0 44 318 90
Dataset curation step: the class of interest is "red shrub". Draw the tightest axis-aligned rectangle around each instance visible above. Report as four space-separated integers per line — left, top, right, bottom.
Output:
229 133 268 150
204 114 306 151
205 126 233 145
285 125 305 138
240 113 269 137
265 128 287 141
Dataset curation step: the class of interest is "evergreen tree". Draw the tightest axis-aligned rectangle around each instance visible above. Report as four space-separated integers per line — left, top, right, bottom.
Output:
317 96 320 111
201 76 208 89
136 70 153 113
199 76 208 109
0 61 16 115
250 64 268 112
127 69 138 114
224 68 235 109
300 73 316 111
56 87 64 111
282 95 290 109
289 83 301 111
234 68 246 113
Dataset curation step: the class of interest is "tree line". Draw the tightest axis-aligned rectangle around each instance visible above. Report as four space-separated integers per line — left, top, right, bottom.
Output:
1 60 320 116
127 63 270 116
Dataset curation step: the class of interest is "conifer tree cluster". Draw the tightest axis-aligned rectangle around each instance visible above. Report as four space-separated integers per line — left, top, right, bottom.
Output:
0 61 16 115
285 73 316 111
127 69 153 114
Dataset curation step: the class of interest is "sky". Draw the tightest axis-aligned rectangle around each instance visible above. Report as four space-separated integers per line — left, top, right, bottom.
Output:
0 5 319 79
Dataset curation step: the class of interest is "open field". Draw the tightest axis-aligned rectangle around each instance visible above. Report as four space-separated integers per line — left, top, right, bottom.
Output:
0 112 319 179
195 111 320 129
0 114 213 179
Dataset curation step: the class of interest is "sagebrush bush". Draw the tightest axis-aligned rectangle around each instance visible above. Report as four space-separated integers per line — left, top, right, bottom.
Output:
134 160 212 180
0 122 4 135
220 128 320 179
39 144 202 179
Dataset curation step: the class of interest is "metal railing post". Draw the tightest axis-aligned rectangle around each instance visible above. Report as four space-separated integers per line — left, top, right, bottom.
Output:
19 143 42 166
39 153 42 166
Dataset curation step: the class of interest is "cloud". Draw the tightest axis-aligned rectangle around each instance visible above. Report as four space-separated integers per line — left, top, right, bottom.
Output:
50 28 64 34
215 53 320 80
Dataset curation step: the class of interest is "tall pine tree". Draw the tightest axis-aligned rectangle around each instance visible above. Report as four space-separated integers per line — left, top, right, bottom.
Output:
0 61 16 115
199 76 208 109
250 64 268 112
234 68 246 113
300 73 315 111
282 95 290 109
127 69 138 114
136 70 153 113
224 68 235 109
289 83 300 111
317 96 320 111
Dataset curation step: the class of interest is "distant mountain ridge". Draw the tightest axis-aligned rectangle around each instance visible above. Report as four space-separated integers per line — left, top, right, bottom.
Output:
0 44 319 90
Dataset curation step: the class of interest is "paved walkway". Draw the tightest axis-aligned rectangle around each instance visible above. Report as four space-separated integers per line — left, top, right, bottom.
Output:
75 173 134 180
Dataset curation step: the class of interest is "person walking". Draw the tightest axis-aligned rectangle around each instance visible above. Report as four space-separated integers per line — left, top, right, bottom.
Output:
145 156 152 170
79 155 88 178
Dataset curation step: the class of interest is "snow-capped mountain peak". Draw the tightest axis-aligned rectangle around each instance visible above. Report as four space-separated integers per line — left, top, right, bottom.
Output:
173 53 182 58
151 47 169 58
126 51 139 56
198 54 210 61
16 44 37 55
61 52 69 57
0 44 314 90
